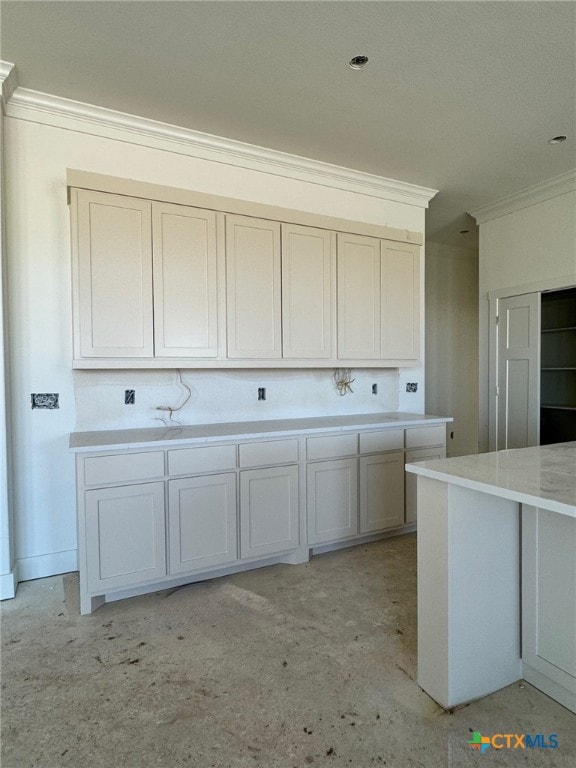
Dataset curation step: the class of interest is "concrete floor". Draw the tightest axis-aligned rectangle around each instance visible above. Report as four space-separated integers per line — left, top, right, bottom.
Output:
1 533 574 768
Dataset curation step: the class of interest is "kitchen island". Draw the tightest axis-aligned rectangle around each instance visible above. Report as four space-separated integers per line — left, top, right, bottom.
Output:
406 442 576 713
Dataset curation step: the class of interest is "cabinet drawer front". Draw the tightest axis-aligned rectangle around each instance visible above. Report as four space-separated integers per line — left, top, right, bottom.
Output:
239 439 298 467
405 425 446 449
84 451 165 486
306 433 357 460
168 445 236 475
359 429 404 454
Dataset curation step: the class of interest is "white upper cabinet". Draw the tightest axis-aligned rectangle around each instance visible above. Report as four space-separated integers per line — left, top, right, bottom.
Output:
70 185 422 367
337 233 381 359
381 241 420 361
337 234 421 363
73 189 154 358
152 203 219 358
226 215 282 359
281 224 334 359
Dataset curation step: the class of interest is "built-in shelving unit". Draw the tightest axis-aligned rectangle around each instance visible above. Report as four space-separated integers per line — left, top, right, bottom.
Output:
540 287 576 444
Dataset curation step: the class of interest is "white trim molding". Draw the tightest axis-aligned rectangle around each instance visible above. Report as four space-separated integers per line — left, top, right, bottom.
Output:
16 549 77 583
6 87 438 208
0 569 17 600
0 61 17 107
471 170 576 225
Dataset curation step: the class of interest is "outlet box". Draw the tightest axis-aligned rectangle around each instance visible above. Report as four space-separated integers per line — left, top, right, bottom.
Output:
372 383 378 395
125 390 135 405
406 383 418 393
258 387 266 401
31 393 59 409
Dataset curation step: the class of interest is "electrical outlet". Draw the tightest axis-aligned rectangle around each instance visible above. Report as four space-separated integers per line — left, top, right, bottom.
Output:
406 383 418 393
125 390 135 405
31 393 59 409
258 387 266 401
372 383 378 395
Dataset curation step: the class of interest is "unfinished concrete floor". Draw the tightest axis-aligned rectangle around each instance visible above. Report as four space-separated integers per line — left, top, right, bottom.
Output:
1 534 575 767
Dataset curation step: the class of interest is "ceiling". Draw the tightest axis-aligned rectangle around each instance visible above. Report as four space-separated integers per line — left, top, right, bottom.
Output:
1 1 575 244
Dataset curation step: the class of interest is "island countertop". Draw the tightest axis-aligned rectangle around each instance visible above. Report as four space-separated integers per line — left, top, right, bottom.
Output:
406 442 576 517
69 412 452 452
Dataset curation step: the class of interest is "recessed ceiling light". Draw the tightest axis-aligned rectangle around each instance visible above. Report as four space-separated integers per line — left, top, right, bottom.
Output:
349 55 369 70
548 135 567 144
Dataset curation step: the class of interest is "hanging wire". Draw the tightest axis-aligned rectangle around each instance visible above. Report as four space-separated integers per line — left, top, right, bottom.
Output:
155 370 192 425
333 368 355 396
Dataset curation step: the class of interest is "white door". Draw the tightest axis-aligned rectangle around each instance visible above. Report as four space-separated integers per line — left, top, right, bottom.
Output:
240 465 299 558
152 203 219 358
522 505 576 712
497 293 540 449
307 458 358 544
360 452 405 532
168 473 237 573
381 241 420 361
74 190 153 358
337 233 381 359
281 224 333 359
226 215 282 359
85 482 166 591
404 447 445 524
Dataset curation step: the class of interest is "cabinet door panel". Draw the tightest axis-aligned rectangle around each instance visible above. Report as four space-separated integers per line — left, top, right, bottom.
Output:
381 241 420 361
360 452 404 533
282 224 333 358
226 215 281 358
240 466 299 558
307 458 358 544
522 506 576 710
337 233 381 359
404 447 445 523
76 190 153 357
153 203 218 357
168 474 237 573
85 482 165 591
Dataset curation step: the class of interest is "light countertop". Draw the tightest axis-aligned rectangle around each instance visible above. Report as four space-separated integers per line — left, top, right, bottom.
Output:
69 412 452 452
406 442 576 517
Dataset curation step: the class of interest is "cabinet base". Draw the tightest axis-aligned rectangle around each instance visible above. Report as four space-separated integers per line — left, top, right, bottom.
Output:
79 545 310 614
310 523 415 556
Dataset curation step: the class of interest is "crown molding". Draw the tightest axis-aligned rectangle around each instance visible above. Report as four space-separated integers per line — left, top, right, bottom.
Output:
0 62 17 107
6 87 437 208
470 170 576 225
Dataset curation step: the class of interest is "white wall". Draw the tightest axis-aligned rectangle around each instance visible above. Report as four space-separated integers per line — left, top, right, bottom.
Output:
4 110 427 582
425 240 479 457
0 77 16 598
477 188 576 451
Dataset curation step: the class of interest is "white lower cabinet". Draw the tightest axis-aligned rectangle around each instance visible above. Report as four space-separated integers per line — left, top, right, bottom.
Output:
74 417 450 613
168 473 237 573
85 481 166 592
308 451 405 545
360 452 405 532
522 505 576 712
240 465 299 558
405 446 446 523
307 458 358 544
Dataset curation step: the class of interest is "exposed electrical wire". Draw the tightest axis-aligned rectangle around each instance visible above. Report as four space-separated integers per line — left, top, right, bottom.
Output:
333 368 355 396
155 370 192 425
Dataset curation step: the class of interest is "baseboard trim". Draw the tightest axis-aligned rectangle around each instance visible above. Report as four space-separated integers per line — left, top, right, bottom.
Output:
0 569 17 600
17 549 77 582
